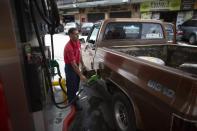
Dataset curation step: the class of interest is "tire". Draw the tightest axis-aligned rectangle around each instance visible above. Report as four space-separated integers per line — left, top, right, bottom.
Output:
189 35 196 45
112 92 136 131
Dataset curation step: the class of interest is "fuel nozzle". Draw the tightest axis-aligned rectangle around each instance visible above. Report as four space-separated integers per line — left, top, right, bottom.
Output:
87 74 100 85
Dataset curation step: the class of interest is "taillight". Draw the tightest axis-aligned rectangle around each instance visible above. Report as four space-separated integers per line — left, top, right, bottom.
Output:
171 114 197 131
176 30 183 35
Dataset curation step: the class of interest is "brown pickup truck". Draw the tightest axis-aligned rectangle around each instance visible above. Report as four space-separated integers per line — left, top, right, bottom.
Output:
82 18 197 131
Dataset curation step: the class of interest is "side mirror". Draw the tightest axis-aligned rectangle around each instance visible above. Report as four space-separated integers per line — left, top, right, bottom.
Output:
84 44 89 52
79 38 85 44
87 39 95 44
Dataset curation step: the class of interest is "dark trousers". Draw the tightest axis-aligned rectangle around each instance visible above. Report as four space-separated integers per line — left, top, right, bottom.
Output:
65 64 80 103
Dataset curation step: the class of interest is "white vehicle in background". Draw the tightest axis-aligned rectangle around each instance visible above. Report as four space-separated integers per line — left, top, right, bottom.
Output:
81 22 94 36
64 22 80 34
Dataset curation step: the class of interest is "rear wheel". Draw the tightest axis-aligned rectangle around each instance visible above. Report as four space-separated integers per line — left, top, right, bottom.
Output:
189 35 196 45
112 92 136 131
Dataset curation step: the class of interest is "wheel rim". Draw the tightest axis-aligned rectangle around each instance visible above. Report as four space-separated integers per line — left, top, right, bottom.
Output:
189 35 196 44
114 101 129 131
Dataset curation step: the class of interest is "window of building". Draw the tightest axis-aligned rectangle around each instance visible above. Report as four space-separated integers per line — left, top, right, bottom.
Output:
109 11 131 18
87 13 105 22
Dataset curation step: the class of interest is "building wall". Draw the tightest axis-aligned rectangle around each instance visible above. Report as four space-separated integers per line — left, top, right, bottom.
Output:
59 0 197 29
58 0 143 23
77 4 141 22
140 0 197 27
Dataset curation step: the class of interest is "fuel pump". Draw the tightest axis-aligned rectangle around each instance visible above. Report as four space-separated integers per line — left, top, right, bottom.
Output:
0 0 68 130
25 0 70 109
28 0 93 109
26 0 100 109
0 0 99 130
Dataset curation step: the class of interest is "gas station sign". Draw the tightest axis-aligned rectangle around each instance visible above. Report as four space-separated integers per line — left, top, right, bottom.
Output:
140 0 181 12
181 0 194 10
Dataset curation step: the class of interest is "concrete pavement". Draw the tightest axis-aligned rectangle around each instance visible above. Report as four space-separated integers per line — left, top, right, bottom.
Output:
69 80 116 131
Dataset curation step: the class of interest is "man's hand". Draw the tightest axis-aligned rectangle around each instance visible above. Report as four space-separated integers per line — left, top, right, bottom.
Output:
71 61 87 81
81 65 87 71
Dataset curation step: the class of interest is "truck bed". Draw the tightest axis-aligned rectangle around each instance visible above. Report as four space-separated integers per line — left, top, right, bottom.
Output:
110 44 197 77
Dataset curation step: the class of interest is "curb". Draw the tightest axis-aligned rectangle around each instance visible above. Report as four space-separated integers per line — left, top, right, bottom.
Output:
62 105 76 131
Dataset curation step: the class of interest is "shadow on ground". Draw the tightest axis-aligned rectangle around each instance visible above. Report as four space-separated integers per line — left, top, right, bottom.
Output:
69 81 117 131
